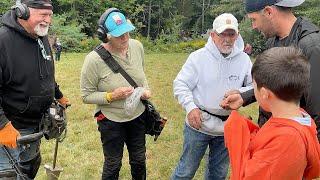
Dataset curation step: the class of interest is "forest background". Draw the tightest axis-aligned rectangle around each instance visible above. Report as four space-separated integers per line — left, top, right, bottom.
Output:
1 0 319 55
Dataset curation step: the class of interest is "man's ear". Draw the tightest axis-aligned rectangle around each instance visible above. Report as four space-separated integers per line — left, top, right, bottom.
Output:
210 31 215 39
263 6 274 17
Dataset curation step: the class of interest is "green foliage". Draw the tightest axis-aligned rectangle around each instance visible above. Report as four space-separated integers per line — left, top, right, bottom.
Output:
210 0 245 23
136 35 206 53
0 0 12 27
134 35 154 54
51 0 105 37
79 37 101 52
169 39 206 53
50 14 87 52
0 0 11 16
1 0 319 54
161 14 185 40
296 0 320 26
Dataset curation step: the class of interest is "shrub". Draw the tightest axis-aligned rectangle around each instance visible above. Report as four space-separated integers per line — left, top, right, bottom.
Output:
140 38 206 54
170 39 206 53
134 35 156 54
79 38 101 52
49 14 86 52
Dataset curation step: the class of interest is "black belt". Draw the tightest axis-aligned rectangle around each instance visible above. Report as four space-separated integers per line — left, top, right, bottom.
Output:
200 109 229 121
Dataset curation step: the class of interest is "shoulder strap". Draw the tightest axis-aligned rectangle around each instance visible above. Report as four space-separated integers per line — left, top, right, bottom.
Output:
94 45 138 88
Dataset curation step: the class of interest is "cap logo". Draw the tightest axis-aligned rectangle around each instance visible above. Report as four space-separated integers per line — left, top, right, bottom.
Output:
226 19 232 24
112 14 123 25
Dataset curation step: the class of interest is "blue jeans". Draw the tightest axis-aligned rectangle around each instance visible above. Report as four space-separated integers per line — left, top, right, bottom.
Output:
0 127 41 180
171 123 229 180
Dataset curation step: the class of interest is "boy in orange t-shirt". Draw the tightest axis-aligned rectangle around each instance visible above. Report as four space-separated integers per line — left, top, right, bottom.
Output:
224 46 320 180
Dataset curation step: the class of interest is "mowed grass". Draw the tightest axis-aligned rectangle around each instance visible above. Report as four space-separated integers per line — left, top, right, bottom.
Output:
35 52 258 180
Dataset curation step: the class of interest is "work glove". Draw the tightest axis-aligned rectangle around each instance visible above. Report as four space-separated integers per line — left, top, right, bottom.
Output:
57 96 71 107
0 122 20 148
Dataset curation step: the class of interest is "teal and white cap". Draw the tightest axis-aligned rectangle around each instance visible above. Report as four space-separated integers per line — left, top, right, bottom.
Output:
104 11 135 37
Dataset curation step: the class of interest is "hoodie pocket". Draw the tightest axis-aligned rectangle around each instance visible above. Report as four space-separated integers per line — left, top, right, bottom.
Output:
200 111 224 134
20 95 54 115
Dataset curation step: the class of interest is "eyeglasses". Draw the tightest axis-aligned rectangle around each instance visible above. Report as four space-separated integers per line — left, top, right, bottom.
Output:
37 38 51 61
216 31 237 39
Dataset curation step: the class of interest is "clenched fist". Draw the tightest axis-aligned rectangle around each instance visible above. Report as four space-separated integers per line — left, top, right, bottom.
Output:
187 108 202 130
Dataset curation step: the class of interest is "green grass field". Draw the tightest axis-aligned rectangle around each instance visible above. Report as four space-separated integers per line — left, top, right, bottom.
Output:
35 52 258 180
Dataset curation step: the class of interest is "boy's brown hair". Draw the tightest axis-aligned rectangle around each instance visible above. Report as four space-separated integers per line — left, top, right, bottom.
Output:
252 46 310 103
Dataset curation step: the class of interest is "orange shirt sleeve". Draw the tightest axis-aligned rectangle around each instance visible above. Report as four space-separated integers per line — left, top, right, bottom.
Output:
224 110 259 180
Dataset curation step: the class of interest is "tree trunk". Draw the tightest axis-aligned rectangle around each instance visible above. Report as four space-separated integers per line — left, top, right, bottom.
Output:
157 2 161 38
147 0 152 38
202 0 205 33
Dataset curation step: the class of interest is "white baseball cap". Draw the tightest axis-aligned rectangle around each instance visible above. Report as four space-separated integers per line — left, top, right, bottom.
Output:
212 13 239 34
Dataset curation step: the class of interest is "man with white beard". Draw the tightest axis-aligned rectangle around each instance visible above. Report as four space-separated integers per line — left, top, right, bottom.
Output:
171 13 252 180
0 0 69 179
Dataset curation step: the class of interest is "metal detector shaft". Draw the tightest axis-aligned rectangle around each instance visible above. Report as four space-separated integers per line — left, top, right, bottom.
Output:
2 146 27 180
52 139 59 169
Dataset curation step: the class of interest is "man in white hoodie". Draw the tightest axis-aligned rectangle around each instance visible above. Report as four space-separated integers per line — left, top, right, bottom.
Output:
171 13 252 180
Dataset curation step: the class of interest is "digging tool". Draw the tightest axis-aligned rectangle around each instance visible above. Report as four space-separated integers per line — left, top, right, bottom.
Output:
44 138 63 180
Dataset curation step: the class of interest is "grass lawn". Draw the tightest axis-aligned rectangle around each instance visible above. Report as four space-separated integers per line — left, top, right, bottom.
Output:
35 52 258 180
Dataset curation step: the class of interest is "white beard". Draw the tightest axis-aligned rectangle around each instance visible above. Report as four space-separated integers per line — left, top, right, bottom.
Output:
218 45 233 54
34 23 49 37
216 45 233 54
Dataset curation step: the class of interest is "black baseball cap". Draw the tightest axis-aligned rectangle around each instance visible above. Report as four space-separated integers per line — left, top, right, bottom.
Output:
245 0 305 13
22 0 53 10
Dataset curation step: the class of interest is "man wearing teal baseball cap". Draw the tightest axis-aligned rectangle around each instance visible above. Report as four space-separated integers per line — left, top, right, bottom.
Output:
81 8 151 180
221 0 320 140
